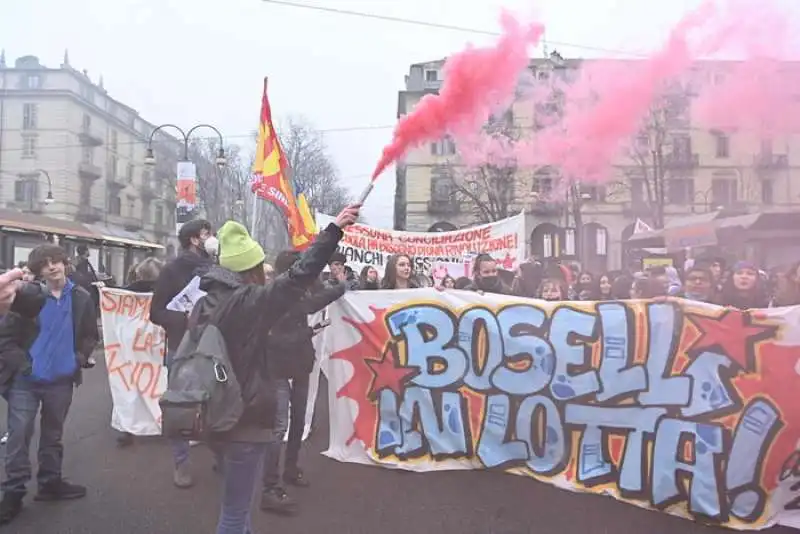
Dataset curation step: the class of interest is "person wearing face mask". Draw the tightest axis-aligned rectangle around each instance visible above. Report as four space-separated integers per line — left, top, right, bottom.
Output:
149 219 215 489
469 254 512 295
359 266 380 290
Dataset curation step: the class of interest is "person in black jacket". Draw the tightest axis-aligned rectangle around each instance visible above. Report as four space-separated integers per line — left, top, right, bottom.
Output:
0 244 98 526
149 219 214 488
188 204 359 533
260 251 346 515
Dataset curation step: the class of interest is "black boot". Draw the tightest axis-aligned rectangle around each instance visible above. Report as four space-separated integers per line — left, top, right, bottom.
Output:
34 479 87 501
0 493 24 525
284 468 310 488
260 487 297 515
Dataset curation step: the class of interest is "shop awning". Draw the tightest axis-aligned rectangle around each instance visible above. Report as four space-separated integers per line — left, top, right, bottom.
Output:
627 211 790 251
0 208 97 240
84 223 164 250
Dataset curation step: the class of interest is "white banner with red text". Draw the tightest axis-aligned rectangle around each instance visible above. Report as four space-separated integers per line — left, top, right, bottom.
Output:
100 287 320 440
315 212 526 277
319 289 800 530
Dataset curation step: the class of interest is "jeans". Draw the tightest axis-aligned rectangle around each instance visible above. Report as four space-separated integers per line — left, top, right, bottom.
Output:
216 442 266 534
262 374 309 489
2 377 74 495
166 349 190 467
262 379 290 489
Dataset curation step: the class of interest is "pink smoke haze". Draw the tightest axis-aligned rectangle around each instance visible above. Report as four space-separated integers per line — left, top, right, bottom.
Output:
370 12 544 180
453 0 800 186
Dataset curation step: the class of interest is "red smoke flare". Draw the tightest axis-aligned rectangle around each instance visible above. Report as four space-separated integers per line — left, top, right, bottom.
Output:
370 11 544 180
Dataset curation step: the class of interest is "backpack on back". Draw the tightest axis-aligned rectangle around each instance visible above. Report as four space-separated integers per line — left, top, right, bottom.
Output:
159 296 244 440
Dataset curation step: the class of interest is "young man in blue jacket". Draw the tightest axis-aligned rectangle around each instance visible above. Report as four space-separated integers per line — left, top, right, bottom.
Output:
0 244 98 525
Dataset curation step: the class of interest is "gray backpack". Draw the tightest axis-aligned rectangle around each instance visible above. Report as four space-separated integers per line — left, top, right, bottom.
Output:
159 301 244 440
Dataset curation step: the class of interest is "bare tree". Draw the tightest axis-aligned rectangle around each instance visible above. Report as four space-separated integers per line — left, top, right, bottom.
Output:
621 88 692 229
278 116 353 216
447 111 523 224
188 139 251 231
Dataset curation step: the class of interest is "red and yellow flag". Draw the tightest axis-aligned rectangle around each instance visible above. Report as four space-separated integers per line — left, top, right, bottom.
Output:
251 78 317 250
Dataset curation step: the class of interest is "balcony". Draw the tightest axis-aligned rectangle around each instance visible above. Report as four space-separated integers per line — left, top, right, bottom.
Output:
427 198 460 215
754 153 789 170
124 219 143 232
664 152 699 169
76 205 103 223
78 162 102 181
78 127 103 147
6 200 49 213
106 173 126 191
529 200 564 217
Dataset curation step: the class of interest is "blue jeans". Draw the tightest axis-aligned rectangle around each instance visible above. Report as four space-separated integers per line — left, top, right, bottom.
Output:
216 442 266 534
262 379 290 489
262 374 309 489
2 377 74 495
166 349 190 467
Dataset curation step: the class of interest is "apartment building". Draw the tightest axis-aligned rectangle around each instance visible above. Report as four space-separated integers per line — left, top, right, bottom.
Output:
395 53 800 271
0 51 180 280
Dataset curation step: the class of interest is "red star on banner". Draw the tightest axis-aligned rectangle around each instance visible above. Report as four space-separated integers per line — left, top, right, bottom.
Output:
687 309 777 372
366 344 418 399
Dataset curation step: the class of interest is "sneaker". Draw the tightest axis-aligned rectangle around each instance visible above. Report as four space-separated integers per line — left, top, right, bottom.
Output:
173 461 194 489
34 479 87 501
0 432 8 445
260 487 297 515
116 432 134 448
0 493 23 525
284 469 310 488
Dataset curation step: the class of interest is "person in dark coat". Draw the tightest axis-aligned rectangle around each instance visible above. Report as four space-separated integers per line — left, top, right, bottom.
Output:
149 219 214 488
260 250 347 514
189 204 358 534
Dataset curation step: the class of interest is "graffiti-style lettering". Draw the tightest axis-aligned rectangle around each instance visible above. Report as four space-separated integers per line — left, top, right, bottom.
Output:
364 297 787 527
548 308 599 401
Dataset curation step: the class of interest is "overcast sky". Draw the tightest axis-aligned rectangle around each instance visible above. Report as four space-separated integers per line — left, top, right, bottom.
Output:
1 0 704 227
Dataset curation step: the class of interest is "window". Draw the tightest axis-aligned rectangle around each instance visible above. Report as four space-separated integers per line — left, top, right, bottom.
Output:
82 114 91 132
108 156 118 179
81 146 93 164
537 70 550 81
762 180 774 204
581 185 606 202
564 228 575 256
430 137 456 156
25 75 41 89
668 178 695 204
430 176 453 202
594 227 608 256
672 135 692 156
80 182 91 206
155 205 164 225
532 176 554 196
22 104 38 130
14 180 31 202
22 136 37 158
629 177 645 204
109 194 121 215
425 70 438 82
715 134 730 158
711 178 737 206
126 163 134 183
127 197 136 217
110 130 118 152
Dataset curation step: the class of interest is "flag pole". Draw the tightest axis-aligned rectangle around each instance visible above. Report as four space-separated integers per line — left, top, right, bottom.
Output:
250 191 258 236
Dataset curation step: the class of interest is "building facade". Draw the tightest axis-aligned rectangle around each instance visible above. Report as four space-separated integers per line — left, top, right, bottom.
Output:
0 51 180 280
395 54 800 271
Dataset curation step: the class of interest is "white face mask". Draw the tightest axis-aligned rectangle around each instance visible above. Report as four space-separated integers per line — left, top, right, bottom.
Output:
204 236 219 257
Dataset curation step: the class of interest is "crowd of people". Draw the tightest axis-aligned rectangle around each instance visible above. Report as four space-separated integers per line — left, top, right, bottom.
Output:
0 208 797 532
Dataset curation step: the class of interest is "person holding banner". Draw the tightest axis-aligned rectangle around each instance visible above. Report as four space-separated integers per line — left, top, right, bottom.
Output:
192 205 359 534
259 250 347 515
150 220 215 489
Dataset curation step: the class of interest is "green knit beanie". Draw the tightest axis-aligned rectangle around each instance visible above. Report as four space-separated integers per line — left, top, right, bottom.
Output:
217 221 265 273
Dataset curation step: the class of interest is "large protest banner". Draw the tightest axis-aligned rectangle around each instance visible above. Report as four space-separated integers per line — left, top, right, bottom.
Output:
321 289 800 530
315 213 526 276
100 287 320 440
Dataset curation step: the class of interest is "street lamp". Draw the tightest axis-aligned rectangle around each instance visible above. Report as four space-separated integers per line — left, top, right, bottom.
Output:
34 168 54 205
144 123 227 167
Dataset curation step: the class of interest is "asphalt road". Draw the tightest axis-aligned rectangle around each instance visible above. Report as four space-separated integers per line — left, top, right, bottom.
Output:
1 360 796 534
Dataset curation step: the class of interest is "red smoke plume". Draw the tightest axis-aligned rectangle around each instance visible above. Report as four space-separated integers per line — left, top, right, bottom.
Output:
370 11 544 180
